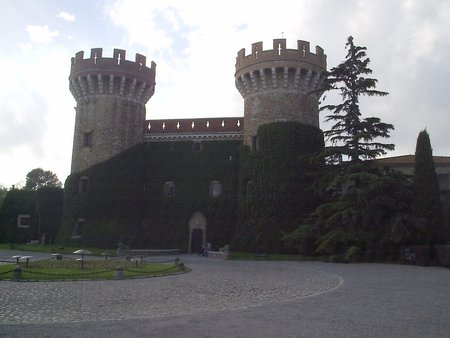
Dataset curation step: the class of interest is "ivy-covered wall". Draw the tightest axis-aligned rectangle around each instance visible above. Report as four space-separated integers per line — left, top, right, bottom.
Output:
233 122 324 253
57 140 241 250
0 187 63 244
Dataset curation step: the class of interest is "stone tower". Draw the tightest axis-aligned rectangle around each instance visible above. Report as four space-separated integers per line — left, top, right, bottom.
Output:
69 48 156 173
235 38 326 146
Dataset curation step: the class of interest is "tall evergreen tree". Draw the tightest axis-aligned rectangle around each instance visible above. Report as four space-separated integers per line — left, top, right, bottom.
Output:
320 36 394 163
412 129 444 244
285 37 420 259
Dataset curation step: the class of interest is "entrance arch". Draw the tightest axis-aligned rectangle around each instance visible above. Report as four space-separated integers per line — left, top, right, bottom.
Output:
188 211 207 253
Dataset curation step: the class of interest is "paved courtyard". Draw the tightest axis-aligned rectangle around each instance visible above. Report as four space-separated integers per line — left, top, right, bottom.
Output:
0 250 449 337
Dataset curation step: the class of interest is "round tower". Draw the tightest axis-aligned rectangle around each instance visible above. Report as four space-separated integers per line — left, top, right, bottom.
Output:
69 48 156 173
235 38 326 146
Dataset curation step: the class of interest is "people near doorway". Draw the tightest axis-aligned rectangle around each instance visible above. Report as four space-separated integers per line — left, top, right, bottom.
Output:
200 244 206 256
200 242 212 257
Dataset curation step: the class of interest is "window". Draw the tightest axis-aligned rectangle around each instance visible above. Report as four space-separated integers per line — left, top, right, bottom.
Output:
71 219 85 239
79 176 89 193
193 141 202 152
245 179 253 196
251 135 258 152
209 181 222 197
164 181 175 197
17 214 31 228
83 132 92 147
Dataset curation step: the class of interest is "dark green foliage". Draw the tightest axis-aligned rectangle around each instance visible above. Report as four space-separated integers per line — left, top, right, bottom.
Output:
319 36 394 163
36 187 64 244
0 185 7 209
25 168 62 190
285 163 423 259
0 187 63 244
58 141 240 250
412 130 445 244
0 189 36 243
233 122 324 254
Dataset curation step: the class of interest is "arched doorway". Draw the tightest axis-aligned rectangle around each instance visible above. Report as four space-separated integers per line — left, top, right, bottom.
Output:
188 211 207 253
191 229 203 254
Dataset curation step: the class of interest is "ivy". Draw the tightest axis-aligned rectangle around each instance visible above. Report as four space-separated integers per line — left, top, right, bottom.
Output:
57 140 240 250
232 122 324 253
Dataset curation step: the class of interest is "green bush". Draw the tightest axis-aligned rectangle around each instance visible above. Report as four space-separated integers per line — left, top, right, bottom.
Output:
344 246 361 263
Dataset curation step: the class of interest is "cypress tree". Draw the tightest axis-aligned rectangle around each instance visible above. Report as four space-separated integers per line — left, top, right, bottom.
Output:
412 129 444 244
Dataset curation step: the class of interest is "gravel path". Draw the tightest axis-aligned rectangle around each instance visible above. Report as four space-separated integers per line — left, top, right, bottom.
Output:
0 251 449 337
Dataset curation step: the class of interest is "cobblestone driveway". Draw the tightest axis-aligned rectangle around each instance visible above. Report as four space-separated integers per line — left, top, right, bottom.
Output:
0 253 340 324
1 250 449 338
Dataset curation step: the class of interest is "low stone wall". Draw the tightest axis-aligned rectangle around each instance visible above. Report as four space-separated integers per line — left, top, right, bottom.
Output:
207 251 228 259
119 249 180 257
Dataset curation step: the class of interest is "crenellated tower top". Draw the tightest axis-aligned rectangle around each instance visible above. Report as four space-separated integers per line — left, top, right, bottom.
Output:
69 48 156 104
234 38 327 146
236 38 326 75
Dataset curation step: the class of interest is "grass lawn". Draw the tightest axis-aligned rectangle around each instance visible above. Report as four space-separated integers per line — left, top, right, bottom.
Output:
0 258 184 281
228 251 326 261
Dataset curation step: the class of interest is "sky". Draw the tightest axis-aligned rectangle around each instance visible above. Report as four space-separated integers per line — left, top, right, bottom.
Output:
1 0 450 188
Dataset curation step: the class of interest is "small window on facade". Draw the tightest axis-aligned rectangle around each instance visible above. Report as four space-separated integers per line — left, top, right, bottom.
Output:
164 181 175 197
71 218 85 239
251 136 258 152
83 132 92 147
210 180 222 197
17 214 31 228
193 141 202 152
79 177 89 193
245 179 254 196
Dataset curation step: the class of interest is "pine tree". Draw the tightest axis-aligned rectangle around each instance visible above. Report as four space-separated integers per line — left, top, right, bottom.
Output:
412 129 444 244
285 37 419 259
320 36 394 164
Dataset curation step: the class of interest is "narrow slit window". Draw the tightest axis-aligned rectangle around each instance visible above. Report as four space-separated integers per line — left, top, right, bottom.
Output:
164 181 175 197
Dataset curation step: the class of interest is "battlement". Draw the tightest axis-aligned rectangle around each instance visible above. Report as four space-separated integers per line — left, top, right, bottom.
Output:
70 48 156 80
69 48 156 104
235 39 326 74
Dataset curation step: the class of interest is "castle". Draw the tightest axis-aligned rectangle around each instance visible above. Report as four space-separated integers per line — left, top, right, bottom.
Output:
2 38 449 251
56 38 327 252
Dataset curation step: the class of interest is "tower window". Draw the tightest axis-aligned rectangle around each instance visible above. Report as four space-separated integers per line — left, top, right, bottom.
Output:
209 181 222 197
244 179 253 196
251 136 258 152
193 141 202 152
83 132 92 147
79 176 89 193
164 181 175 197
71 218 85 239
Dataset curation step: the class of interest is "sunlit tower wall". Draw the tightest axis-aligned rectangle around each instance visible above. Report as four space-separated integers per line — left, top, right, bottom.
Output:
235 38 326 146
69 48 156 173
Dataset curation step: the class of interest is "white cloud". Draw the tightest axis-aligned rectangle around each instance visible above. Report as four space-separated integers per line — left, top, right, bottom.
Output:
0 47 74 187
26 25 60 44
58 11 76 22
